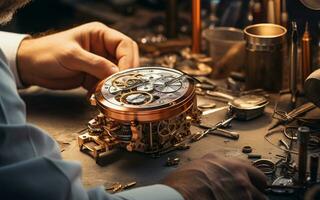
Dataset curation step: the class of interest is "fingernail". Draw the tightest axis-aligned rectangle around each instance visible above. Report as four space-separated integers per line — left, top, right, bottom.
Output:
112 66 119 72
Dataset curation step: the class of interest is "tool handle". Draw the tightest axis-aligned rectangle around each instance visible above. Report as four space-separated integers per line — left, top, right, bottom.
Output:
214 128 239 140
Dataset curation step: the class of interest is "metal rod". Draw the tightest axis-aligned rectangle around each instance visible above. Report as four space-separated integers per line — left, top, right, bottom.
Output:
302 22 312 84
192 0 201 53
290 21 298 107
298 126 310 185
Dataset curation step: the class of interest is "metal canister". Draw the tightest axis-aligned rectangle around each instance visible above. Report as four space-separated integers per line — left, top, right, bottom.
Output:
244 23 287 91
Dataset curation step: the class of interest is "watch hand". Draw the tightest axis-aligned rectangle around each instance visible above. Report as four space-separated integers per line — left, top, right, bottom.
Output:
164 74 185 86
114 80 149 94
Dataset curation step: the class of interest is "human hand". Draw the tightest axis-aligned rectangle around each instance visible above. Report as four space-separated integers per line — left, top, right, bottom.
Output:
163 153 267 200
17 22 139 90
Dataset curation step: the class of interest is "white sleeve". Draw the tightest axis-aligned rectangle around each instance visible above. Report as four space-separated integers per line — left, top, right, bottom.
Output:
0 31 30 88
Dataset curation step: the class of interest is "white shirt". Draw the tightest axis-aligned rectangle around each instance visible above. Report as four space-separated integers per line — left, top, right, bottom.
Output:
0 31 29 88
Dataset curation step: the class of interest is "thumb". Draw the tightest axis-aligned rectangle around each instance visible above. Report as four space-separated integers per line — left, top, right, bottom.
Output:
70 47 119 80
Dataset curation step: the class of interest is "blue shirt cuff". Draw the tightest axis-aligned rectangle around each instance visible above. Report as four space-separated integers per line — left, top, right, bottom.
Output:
115 184 184 200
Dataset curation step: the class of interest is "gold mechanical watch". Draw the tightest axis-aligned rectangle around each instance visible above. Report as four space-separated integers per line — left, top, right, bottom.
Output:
78 66 201 160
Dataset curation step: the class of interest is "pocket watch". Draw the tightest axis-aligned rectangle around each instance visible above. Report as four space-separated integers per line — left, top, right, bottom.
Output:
78 66 200 160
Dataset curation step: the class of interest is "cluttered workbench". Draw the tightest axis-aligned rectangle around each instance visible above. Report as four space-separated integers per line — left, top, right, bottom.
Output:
20 81 316 200
21 85 277 180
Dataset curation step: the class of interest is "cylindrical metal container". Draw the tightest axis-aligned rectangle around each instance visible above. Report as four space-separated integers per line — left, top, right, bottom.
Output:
244 23 287 91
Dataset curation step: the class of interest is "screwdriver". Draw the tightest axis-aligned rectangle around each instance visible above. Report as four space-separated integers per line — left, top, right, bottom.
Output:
192 115 238 141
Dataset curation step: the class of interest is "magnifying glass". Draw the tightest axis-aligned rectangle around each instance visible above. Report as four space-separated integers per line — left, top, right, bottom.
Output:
299 0 320 10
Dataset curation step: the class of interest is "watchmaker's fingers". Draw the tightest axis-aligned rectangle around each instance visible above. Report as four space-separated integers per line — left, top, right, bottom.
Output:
115 39 135 70
92 24 137 70
71 47 119 80
132 41 140 67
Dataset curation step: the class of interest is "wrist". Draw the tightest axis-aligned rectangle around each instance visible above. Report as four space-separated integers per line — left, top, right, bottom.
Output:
17 38 34 87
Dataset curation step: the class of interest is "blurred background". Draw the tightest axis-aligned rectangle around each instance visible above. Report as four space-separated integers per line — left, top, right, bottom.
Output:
1 0 320 76
1 1 319 38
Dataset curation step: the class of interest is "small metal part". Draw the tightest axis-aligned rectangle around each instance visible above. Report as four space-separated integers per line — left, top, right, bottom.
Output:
105 182 121 191
122 182 137 190
310 155 319 183
270 176 295 194
252 159 276 175
279 139 290 150
198 103 216 109
248 154 262 159
242 146 253 154
298 126 310 185
166 157 180 166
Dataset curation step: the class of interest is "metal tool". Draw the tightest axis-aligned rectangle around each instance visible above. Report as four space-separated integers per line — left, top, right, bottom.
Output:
302 22 312 84
290 21 298 107
298 126 310 185
191 116 237 141
193 123 239 140
166 157 180 166
269 102 316 131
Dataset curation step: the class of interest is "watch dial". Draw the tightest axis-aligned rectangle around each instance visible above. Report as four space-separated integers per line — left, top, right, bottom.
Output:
100 67 190 108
